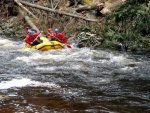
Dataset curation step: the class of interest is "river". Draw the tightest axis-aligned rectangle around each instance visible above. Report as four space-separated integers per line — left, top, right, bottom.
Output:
0 37 149 113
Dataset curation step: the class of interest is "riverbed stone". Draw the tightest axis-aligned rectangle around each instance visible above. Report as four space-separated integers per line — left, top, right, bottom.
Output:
0 94 11 101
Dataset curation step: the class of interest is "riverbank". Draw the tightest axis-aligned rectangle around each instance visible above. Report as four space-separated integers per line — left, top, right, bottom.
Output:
0 0 149 51
0 17 26 39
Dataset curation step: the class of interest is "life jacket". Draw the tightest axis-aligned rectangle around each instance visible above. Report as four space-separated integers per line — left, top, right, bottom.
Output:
46 32 55 39
25 32 41 45
55 33 67 43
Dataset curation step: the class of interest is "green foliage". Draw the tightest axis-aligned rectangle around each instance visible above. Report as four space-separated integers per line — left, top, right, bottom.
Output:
79 24 102 35
79 25 92 32
105 0 150 50
132 8 150 34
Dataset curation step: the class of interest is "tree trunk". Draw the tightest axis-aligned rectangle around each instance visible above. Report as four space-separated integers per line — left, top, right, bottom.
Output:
19 0 98 22
14 0 38 19
101 0 126 15
19 8 39 32
76 4 104 12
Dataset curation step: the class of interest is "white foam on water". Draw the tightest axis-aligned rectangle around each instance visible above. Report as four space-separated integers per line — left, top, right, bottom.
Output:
0 78 60 89
109 54 135 65
0 38 11 47
16 56 31 63
16 53 43 64
110 55 127 63
16 51 70 65
120 66 133 71
0 38 25 51
15 46 139 71
36 66 57 71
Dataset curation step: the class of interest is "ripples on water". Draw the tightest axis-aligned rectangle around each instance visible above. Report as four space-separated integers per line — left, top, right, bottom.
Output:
0 37 149 113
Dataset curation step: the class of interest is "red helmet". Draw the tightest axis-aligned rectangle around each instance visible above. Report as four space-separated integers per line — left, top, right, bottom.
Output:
48 28 52 32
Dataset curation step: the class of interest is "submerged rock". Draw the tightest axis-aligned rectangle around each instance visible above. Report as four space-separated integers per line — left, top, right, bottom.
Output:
0 94 11 101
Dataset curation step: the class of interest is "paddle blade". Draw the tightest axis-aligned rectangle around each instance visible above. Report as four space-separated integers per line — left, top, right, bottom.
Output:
16 43 20 46
67 44 72 48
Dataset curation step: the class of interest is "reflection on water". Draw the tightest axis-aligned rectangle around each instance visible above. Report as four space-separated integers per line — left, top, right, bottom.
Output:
0 38 150 113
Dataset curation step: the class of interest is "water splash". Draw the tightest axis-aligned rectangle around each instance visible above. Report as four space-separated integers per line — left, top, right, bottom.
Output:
0 78 60 89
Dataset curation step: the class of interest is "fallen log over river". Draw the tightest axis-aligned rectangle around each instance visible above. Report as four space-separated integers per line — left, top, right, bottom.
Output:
14 0 38 19
19 8 39 32
19 0 98 22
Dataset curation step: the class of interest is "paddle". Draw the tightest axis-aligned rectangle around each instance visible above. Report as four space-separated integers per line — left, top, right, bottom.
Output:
64 43 72 48
66 43 72 48
54 36 72 48
16 43 21 46
20 32 42 50
33 32 42 42
16 42 26 50
16 41 25 47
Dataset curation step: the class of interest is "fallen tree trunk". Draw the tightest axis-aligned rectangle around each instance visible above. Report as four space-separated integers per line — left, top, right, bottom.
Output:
19 8 39 32
19 0 98 22
14 0 38 19
101 0 126 15
76 4 104 12
24 16 40 32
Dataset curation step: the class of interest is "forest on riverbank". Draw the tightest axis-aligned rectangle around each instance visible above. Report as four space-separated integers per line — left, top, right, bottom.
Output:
0 0 150 51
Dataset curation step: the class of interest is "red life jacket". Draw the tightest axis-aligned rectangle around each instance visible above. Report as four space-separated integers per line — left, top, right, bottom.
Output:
55 33 67 43
25 32 41 45
46 32 55 38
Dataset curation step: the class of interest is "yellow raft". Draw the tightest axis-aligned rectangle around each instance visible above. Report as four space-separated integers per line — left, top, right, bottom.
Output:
25 36 65 51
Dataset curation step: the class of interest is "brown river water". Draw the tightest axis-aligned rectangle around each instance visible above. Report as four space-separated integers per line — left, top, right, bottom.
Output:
0 37 150 113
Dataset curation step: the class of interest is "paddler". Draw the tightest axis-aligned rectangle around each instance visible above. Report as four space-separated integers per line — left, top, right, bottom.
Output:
24 30 42 46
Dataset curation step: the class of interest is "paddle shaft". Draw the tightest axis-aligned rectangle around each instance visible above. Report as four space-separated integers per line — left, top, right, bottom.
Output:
33 32 42 42
54 36 72 48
